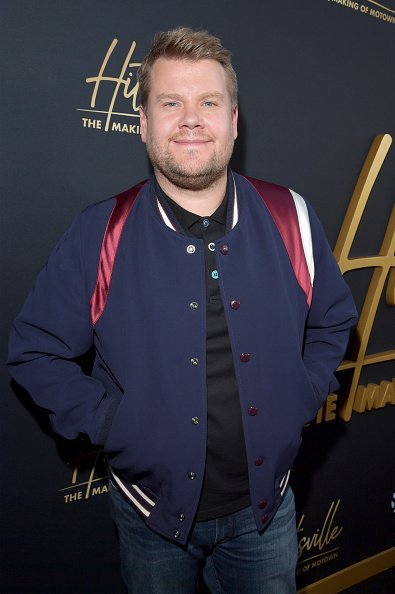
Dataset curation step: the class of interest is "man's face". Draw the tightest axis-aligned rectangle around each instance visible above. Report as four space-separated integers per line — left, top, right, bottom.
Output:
140 58 238 191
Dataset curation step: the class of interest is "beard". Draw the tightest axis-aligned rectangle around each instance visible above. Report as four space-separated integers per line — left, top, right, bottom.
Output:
146 134 234 191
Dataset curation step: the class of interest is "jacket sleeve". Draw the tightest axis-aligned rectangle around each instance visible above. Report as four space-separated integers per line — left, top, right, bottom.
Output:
7 210 118 444
302 203 358 401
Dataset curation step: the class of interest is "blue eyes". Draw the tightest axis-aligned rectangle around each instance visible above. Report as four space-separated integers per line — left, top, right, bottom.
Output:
163 101 217 108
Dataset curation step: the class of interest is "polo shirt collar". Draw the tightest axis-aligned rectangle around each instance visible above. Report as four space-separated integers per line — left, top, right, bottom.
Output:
154 169 237 235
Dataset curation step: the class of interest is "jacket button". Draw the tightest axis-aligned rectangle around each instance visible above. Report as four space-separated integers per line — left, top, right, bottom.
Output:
261 514 269 524
190 358 199 366
248 406 258 416
173 529 181 538
258 500 267 509
188 472 196 480
190 302 198 310
178 513 185 522
254 457 264 466
230 300 240 310
191 417 199 425
186 245 196 254
220 244 229 255
240 353 251 362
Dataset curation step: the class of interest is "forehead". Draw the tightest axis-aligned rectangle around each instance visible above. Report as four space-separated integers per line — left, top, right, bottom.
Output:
148 58 230 98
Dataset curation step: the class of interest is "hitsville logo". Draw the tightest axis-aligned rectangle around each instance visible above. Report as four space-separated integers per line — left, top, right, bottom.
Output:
59 445 108 503
297 500 343 575
76 39 141 134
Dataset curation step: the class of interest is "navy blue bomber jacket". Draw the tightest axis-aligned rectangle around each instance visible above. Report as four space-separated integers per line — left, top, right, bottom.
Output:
8 173 357 545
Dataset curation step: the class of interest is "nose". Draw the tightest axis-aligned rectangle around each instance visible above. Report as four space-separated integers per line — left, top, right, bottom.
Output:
179 103 204 129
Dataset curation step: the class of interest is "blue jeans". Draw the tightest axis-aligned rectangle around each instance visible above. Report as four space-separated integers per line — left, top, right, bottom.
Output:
109 483 297 593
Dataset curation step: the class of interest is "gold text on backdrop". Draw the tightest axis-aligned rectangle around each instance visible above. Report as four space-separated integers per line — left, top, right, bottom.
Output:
333 134 395 421
297 500 343 575
76 39 140 132
59 445 107 503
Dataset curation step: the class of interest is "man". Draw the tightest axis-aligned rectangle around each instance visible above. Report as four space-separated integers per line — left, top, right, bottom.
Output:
8 27 357 593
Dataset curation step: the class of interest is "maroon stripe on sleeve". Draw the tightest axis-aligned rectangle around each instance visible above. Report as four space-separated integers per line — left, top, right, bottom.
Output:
244 176 312 307
90 181 147 325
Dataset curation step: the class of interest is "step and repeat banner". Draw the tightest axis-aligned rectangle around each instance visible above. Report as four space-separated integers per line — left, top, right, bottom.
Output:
1 1 394 592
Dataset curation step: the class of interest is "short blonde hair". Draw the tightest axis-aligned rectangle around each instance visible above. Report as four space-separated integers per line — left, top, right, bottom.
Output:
138 26 238 108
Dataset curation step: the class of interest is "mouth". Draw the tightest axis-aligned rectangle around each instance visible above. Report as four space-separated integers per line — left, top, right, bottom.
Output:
171 134 212 142
172 137 212 149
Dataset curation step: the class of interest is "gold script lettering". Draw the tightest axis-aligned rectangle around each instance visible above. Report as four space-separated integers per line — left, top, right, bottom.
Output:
332 134 395 421
297 500 343 558
85 38 140 131
58 443 107 501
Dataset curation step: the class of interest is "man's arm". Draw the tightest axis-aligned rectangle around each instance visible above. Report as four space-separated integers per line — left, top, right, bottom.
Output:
7 210 118 444
302 203 358 401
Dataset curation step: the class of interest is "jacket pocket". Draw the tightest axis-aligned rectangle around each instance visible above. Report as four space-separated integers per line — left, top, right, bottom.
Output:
301 364 323 409
94 392 124 446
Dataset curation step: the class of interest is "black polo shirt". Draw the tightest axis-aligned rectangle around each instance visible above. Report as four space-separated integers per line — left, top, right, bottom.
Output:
155 175 250 521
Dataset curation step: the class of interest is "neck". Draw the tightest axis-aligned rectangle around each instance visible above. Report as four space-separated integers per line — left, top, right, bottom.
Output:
154 169 228 216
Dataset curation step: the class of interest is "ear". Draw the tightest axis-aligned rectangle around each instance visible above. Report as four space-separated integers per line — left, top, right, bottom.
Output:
232 105 238 140
139 105 147 143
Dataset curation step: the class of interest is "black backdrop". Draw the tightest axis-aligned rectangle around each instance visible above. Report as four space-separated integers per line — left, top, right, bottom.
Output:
1 1 394 592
